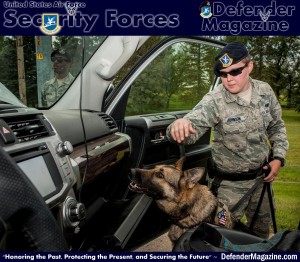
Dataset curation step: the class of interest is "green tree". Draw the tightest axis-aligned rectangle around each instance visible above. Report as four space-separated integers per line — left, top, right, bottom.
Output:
0 36 18 95
126 40 221 115
263 37 300 108
23 36 38 107
0 36 37 107
179 42 219 102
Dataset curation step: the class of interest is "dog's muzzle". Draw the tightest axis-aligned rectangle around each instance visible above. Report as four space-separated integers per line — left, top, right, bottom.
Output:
128 169 147 193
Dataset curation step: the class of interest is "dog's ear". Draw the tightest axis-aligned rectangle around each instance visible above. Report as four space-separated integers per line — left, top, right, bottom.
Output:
174 156 186 171
184 167 205 189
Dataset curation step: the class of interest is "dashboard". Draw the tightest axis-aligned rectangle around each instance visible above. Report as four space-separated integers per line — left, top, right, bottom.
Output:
0 107 132 246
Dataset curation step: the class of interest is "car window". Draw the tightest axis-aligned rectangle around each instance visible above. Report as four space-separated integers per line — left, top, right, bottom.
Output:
0 36 106 108
125 41 220 116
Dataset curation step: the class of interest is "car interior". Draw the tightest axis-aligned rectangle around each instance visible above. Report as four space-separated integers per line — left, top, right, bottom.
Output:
0 36 225 251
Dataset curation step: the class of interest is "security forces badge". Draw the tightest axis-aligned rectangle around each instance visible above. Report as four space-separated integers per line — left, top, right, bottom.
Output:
219 53 233 67
40 14 61 35
200 1 212 18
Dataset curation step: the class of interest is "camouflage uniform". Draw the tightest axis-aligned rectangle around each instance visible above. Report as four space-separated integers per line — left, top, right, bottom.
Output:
166 78 288 238
41 73 74 107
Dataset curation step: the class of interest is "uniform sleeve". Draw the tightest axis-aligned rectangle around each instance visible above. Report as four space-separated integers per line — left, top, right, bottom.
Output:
166 94 220 145
267 89 289 159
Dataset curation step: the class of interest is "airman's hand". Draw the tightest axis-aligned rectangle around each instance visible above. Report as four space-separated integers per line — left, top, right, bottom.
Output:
263 159 281 182
170 119 196 143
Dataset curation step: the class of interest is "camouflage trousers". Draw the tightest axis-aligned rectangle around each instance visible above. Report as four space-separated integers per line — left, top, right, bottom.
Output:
209 176 275 239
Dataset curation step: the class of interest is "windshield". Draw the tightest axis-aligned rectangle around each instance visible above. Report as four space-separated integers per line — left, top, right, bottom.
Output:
0 82 25 107
0 36 106 108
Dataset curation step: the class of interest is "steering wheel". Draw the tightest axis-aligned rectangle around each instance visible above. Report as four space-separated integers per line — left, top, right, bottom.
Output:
0 146 69 251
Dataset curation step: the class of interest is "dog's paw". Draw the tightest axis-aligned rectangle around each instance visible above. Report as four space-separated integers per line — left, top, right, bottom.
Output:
168 225 187 242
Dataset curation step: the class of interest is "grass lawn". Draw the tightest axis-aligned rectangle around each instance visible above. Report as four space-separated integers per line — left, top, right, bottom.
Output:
273 109 300 231
273 182 299 231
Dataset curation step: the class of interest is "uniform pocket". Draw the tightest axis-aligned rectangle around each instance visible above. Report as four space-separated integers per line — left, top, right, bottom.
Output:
223 120 247 152
247 133 261 144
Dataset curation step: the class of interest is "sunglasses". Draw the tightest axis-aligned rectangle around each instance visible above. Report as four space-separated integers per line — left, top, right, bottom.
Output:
218 63 249 78
51 56 69 63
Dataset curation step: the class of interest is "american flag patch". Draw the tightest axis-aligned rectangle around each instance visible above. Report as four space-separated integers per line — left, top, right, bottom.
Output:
218 209 227 226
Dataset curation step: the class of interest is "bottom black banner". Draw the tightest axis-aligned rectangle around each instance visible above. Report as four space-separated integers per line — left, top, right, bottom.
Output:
0 252 299 262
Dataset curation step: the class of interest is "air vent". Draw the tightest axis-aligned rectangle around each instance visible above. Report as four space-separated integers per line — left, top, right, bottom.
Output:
5 114 51 143
98 113 118 131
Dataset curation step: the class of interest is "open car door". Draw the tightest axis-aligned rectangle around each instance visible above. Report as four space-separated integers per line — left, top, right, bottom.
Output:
105 36 225 174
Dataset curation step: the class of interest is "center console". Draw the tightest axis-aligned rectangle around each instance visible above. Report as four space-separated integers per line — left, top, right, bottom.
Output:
1 109 76 206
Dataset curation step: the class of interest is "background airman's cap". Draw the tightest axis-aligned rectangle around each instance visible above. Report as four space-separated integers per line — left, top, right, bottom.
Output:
51 49 72 62
214 42 248 76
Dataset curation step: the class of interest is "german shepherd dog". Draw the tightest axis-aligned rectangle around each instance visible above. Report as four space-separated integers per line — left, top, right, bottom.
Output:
129 157 232 242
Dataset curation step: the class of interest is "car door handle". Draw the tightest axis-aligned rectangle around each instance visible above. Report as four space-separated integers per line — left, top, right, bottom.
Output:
151 136 166 144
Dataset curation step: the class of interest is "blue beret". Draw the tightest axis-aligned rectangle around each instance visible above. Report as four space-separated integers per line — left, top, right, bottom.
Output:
214 42 248 76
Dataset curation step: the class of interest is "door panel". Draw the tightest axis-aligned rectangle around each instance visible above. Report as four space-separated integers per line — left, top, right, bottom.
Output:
125 114 212 171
